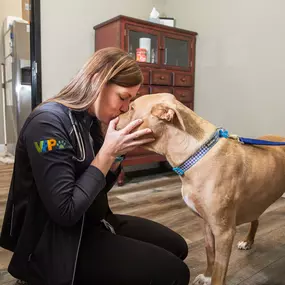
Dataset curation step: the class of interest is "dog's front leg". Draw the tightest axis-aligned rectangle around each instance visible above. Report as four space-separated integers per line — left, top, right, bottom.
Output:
193 222 214 285
204 223 215 277
211 227 236 285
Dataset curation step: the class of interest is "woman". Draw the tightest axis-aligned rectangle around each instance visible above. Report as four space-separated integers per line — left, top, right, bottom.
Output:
0 47 190 285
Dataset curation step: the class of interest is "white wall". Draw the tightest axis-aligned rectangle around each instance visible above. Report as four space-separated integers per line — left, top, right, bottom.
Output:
41 0 165 101
0 0 22 144
164 0 285 137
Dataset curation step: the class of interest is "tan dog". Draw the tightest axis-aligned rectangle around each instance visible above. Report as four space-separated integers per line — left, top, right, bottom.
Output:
116 93 285 285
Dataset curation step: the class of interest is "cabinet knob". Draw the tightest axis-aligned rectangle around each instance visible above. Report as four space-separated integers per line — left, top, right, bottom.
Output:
181 78 186 82
160 76 165 80
180 93 186 97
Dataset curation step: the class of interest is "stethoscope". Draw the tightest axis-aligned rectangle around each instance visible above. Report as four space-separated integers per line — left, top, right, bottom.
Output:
68 110 86 162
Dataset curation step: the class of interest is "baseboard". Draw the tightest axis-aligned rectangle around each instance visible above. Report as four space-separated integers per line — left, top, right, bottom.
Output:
0 144 15 155
7 143 15 155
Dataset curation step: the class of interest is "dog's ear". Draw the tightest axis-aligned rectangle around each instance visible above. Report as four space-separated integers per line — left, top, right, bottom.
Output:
151 103 174 121
151 103 186 131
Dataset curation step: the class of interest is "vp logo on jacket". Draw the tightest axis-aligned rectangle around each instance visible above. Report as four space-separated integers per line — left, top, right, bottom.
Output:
34 138 72 153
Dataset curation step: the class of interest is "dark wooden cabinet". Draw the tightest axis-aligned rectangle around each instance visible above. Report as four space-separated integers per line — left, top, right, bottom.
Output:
93 15 197 186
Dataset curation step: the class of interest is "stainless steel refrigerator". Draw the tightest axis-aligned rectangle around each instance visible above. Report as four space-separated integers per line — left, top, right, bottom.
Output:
3 19 31 155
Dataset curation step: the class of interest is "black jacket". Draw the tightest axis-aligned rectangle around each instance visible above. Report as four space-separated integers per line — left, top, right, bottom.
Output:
0 102 120 285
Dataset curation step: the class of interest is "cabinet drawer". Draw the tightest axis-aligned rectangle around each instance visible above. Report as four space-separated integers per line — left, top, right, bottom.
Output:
151 86 173 94
173 87 193 103
133 85 150 101
141 69 150 85
183 102 194 110
150 70 173 85
137 85 150 96
174 72 193 87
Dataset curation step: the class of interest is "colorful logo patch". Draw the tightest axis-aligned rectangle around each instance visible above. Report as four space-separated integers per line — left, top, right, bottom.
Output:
34 138 72 153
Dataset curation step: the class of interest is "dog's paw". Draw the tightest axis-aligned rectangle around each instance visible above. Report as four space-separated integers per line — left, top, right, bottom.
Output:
237 240 252 250
192 274 211 285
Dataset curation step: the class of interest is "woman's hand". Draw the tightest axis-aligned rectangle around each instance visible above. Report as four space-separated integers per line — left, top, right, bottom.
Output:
91 117 155 176
101 117 155 158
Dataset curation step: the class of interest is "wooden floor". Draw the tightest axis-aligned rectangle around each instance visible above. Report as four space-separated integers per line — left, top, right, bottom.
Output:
1 162 285 285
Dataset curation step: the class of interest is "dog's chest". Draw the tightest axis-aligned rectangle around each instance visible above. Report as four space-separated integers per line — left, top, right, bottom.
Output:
182 186 200 216
183 195 200 215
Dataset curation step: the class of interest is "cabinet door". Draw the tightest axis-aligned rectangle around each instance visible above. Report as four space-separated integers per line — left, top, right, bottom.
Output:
161 33 194 71
124 24 160 66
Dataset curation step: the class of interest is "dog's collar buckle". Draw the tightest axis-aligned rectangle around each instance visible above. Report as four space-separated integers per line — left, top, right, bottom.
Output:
172 128 228 176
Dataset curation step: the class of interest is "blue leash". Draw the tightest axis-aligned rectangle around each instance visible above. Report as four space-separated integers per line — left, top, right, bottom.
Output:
237 137 285 146
220 129 285 146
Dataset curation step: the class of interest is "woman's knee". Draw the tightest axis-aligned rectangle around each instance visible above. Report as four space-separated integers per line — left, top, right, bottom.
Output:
164 257 190 285
172 233 189 260
153 244 190 285
180 237 189 260
175 260 190 285
156 225 189 260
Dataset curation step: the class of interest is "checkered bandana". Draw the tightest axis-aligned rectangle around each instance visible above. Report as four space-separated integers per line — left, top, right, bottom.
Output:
173 128 228 176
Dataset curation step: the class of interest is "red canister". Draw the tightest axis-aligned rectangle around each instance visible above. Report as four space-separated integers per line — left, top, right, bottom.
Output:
136 48 147 62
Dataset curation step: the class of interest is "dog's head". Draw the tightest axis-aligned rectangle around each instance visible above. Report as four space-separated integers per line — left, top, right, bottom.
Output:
116 93 189 154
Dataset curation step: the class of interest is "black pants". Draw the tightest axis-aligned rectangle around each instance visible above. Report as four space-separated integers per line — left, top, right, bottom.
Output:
75 213 190 285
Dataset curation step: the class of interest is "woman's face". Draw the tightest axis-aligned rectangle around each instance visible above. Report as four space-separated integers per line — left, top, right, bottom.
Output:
88 83 140 125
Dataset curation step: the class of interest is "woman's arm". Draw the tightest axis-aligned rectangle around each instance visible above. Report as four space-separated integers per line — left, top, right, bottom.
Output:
24 111 107 227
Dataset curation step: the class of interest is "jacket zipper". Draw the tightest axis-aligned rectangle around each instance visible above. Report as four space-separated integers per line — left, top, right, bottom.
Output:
70 214 85 285
9 204 15 236
88 125 116 235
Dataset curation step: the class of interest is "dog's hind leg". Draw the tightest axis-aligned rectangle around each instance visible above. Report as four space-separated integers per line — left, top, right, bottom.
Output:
193 222 214 285
237 219 259 250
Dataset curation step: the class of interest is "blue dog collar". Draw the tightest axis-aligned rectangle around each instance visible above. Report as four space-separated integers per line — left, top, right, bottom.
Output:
173 128 228 176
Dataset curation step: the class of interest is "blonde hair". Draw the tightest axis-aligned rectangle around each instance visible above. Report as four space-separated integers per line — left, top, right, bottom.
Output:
46 47 143 110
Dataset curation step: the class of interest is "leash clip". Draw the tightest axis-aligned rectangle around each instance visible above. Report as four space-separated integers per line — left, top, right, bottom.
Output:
229 134 243 144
